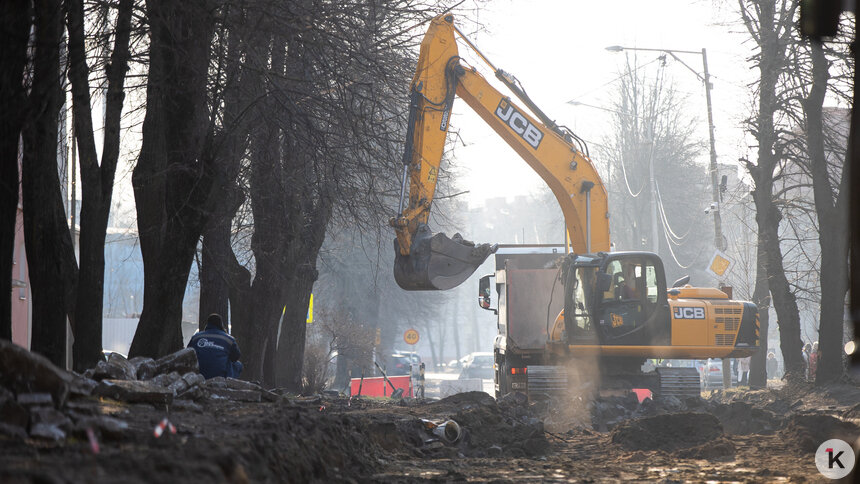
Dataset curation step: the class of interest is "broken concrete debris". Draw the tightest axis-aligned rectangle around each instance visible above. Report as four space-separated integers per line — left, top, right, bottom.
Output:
0 339 72 407
94 379 175 405
0 342 281 442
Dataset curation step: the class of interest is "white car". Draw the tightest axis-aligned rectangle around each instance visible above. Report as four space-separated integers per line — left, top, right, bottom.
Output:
458 352 494 380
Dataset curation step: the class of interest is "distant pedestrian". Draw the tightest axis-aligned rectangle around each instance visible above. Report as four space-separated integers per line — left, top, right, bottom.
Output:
731 358 738 386
766 352 778 380
188 313 243 379
808 341 819 382
738 356 751 386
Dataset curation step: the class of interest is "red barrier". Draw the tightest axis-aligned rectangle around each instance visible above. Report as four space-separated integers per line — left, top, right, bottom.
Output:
350 376 412 398
631 388 653 403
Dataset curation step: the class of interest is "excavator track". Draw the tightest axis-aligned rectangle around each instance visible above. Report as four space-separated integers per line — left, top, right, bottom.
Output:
523 365 701 400
655 367 701 398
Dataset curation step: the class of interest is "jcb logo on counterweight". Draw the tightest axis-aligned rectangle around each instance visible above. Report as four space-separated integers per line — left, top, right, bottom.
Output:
673 307 705 319
495 99 544 149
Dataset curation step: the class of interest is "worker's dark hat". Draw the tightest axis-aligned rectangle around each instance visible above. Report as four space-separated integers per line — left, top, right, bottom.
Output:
206 313 224 330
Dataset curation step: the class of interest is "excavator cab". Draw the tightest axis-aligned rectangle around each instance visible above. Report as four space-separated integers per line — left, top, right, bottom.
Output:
393 224 497 291
580 252 671 346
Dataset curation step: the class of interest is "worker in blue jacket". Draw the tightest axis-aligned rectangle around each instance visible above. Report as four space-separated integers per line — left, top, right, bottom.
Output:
188 313 243 379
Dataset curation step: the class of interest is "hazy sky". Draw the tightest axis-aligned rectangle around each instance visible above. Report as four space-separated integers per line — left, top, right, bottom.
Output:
447 1 757 205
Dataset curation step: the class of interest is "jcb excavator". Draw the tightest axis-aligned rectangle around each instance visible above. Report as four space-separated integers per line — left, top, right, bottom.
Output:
390 14 759 397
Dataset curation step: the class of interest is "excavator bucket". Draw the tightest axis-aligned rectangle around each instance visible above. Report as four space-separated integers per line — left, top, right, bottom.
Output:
394 225 497 291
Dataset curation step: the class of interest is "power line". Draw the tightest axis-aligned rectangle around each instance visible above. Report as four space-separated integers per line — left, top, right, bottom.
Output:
567 56 666 103
619 151 646 198
655 181 692 243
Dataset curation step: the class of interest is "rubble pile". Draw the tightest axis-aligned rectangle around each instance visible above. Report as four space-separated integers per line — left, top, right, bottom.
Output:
446 391 549 457
352 391 551 459
537 390 789 438
0 341 279 443
779 414 860 452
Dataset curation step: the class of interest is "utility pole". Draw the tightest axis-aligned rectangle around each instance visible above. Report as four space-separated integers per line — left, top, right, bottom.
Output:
606 44 730 388
702 48 724 253
648 141 659 253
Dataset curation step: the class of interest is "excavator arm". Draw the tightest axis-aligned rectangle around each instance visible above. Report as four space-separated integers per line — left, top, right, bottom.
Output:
391 14 610 290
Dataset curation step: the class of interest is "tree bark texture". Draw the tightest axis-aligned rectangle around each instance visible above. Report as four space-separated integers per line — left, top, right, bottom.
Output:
742 0 804 380
803 41 849 384
199 15 248 330
749 239 770 388
22 0 78 366
129 0 215 358
66 0 133 370
199 221 231 330
0 1 31 340
234 33 287 384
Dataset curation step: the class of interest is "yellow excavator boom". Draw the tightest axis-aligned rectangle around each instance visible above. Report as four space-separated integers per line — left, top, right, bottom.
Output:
391 14 609 290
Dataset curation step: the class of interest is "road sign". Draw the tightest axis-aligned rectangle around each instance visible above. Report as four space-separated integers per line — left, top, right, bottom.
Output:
403 329 419 345
706 250 733 279
306 294 313 324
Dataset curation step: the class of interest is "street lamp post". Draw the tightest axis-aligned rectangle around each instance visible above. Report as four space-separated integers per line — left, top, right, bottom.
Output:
605 45 725 253
607 44 730 388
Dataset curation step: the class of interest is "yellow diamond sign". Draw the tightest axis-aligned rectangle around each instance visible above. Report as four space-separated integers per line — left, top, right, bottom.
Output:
706 251 733 278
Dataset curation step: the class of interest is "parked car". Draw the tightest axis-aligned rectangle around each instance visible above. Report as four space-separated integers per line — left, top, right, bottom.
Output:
447 355 469 370
387 353 415 376
458 352 494 380
393 351 421 365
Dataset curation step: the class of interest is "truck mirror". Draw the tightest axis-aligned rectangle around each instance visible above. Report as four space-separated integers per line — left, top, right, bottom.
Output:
597 272 612 293
478 274 493 310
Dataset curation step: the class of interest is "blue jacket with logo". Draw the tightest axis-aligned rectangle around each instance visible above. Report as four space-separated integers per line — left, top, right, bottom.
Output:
187 326 241 379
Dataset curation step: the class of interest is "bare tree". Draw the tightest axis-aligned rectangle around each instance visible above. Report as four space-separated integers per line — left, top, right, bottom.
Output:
22 0 80 366
128 0 217 358
193 0 465 389
600 56 709 282
66 0 134 370
781 20 853 384
0 1 31 340
738 0 805 381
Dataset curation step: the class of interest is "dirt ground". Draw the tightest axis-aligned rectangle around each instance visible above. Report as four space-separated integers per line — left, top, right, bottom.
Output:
2 381 859 483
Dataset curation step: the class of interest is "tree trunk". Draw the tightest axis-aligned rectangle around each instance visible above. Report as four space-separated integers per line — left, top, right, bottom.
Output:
129 0 216 358
274 271 314 390
22 0 78 366
803 41 849 384
0 0 30 340
748 239 770 388
452 303 461 360
198 9 247 331
227 250 253 371
199 218 232 330
753 182 804 379
742 0 804 381
66 0 133 371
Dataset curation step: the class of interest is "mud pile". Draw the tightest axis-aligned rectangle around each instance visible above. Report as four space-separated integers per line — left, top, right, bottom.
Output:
779 414 860 453
451 391 549 457
709 400 782 435
385 391 551 458
610 412 724 451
